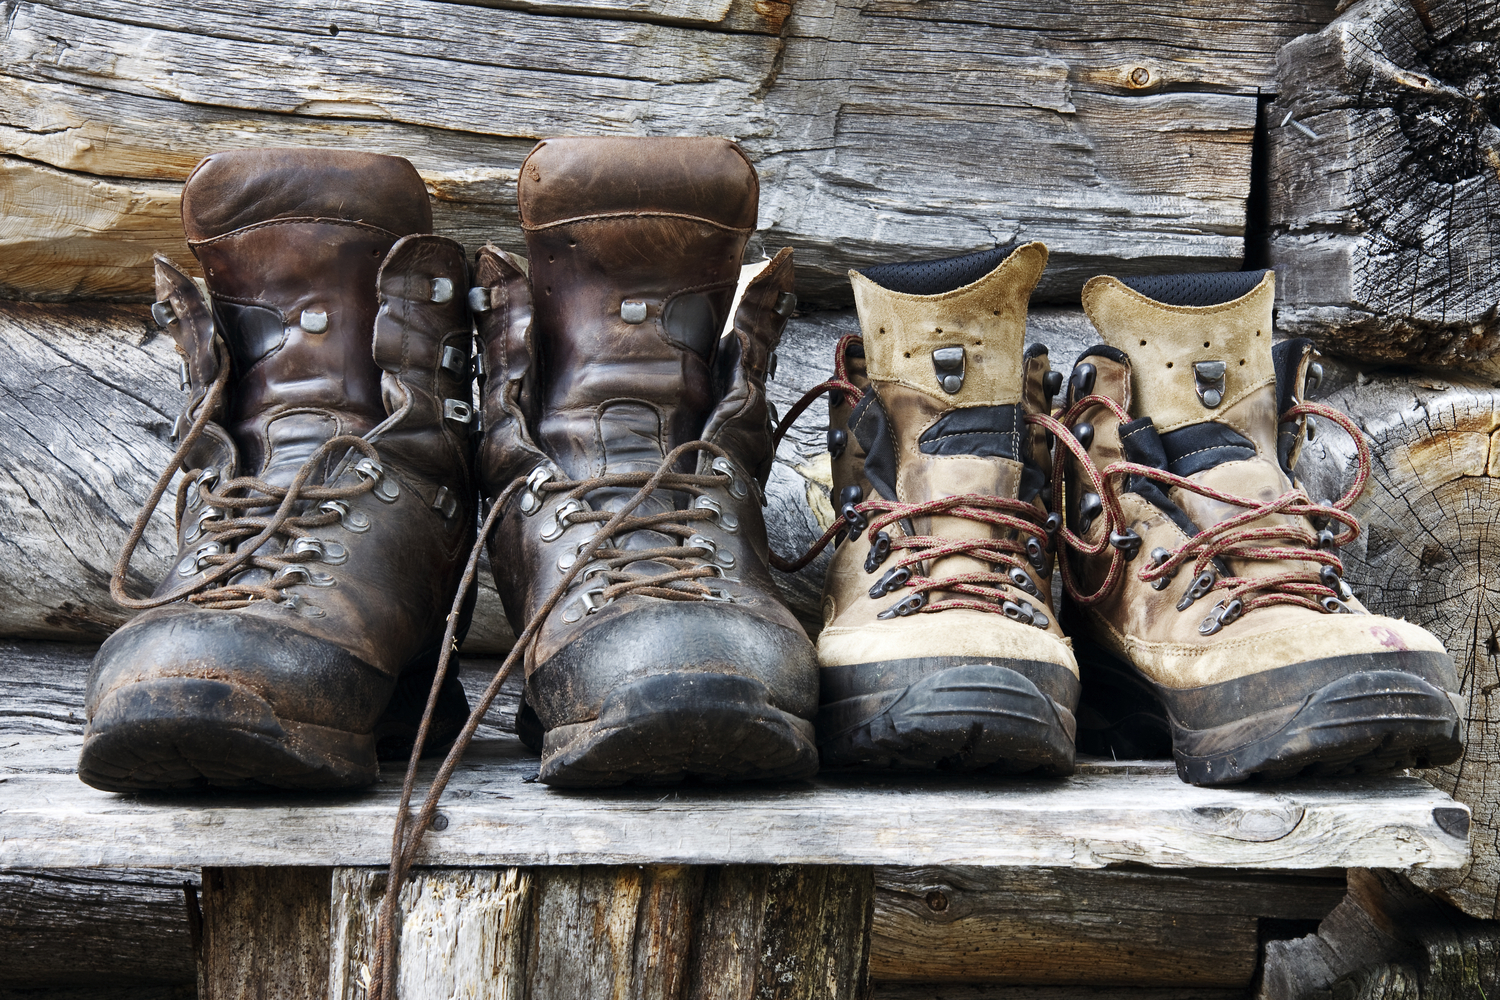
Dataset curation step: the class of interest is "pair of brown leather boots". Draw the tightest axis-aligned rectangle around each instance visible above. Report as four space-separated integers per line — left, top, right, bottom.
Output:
81 139 818 792
78 139 1462 794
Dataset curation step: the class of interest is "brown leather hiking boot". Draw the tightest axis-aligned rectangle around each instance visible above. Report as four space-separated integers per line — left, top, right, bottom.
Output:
813 244 1079 774
79 149 477 791
1054 269 1464 785
471 136 818 787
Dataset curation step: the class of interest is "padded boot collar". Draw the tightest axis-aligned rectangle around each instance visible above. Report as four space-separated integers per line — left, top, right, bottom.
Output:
1081 270 1275 434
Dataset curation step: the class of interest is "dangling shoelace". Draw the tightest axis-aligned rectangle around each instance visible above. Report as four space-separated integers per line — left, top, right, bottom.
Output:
769 333 1056 623
111 359 387 613
1033 386 1371 631
369 438 750 999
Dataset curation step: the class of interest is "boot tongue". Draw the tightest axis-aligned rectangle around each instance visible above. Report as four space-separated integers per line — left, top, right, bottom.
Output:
1082 270 1291 531
183 148 432 486
518 137 757 485
851 243 1047 582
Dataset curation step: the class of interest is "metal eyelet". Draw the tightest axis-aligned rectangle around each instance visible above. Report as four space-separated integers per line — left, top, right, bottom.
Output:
1109 528 1142 560
562 588 609 623
1176 570 1217 611
686 534 736 569
151 300 178 328
703 588 736 602
1008 566 1040 597
299 308 329 333
1198 597 1243 635
864 531 891 573
354 458 400 502
188 468 220 511
694 495 739 532
441 346 471 378
320 499 372 533
1322 595 1352 614
184 506 222 543
430 277 454 304
279 593 326 618
176 541 224 577
827 427 848 459
444 399 475 426
1002 600 1034 625
468 287 492 313
877 592 927 619
711 457 748 500
869 566 911 599
291 536 349 566
1076 493 1103 535
520 466 554 515
541 499 589 543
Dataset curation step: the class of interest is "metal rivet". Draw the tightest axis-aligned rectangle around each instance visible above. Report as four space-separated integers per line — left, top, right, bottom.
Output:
1194 360 1227 409
468 287 492 313
444 399 474 425
621 300 648 324
1202 388 1222 407
932 346 965 394
300 308 329 333
430 277 454 304
431 486 458 520
774 291 797 318
441 346 469 378
151 301 178 328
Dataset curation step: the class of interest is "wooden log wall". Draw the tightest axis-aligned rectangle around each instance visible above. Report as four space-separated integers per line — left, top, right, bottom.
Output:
0 0 1337 307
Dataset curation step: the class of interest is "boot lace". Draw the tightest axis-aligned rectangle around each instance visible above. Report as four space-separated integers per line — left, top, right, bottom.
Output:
768 335 1055 622
111 361 392 613
1038 387 1371 632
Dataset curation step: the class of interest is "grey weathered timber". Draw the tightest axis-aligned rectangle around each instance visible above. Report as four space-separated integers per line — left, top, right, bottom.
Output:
331 864 873 998
1256 868 1500 1000
872 991 1247 1000
0 731 1470 870
871 867 1344 987
0 0 1340 306
1296 367 1500 921
199 866 331 1000
1267 0 1500 368
0 867 198 989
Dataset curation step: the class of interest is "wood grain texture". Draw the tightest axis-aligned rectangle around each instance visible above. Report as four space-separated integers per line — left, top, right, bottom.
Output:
329 864 872 999
0 0 1340 306
1294 367 1500 920
870 867 1344 986
0 730 1469 870
1267 0 1500 367
1255 868 1500 1000
199 866 331 1000
0 867 199 989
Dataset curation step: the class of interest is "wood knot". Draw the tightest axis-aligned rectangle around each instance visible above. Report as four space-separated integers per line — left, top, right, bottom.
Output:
924 890 948 912
1127 66 1152 88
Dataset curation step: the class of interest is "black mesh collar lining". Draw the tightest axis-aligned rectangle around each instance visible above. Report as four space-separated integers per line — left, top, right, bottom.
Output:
860 244 1019 296
1119 269 1270 307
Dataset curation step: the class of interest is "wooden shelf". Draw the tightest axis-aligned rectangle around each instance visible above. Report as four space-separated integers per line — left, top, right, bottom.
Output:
1 734 1469 872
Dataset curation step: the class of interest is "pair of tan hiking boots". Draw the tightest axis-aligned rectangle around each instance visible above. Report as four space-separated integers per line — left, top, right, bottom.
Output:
77 138 1461 796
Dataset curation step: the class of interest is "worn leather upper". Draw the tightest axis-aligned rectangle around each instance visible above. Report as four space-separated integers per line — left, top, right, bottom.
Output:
820 244 1076 673
476 137 815 727
88 149 475 741
1067 271 1449 689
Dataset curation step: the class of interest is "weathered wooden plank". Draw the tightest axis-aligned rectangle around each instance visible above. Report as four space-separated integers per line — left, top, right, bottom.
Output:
0 0 1338 304
871 867 1344 986
1267 0 1500 368
872 990 1247 1000
1294 367 1500 921
0 867 198 989
0 731 1468 870
199 866 331 1000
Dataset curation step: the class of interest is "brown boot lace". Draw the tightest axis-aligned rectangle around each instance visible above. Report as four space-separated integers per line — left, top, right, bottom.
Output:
1038 387 1372 633
110 360 392 613
369 438 754 999
770 333 1056 624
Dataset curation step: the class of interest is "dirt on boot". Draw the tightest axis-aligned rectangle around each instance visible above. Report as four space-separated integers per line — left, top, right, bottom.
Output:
472 136 818 788
80 149 477 792
1053 269 1464 785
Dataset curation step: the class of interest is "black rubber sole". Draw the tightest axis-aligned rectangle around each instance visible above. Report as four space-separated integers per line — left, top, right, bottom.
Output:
1174 669 1464 786
79 676 378 792
538 671 819 788
1068 625 1464 785
78 654 470 794
816 662 1078 776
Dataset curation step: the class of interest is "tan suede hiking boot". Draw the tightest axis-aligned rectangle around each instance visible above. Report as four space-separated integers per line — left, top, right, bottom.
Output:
1054 269 1464 785
814 244 1079 774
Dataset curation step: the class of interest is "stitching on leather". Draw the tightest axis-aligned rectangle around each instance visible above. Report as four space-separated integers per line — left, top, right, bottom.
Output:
523 212 753 234
188 217 400 246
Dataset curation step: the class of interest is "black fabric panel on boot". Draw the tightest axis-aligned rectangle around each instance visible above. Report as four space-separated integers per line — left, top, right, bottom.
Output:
1272 338 1316 477
1120 269 1269 307
850 388 900 500
860 244 1019 296
1117 417 1200 537
917 404 1023 459
1073 344 1129 367
1158 422 1257 477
